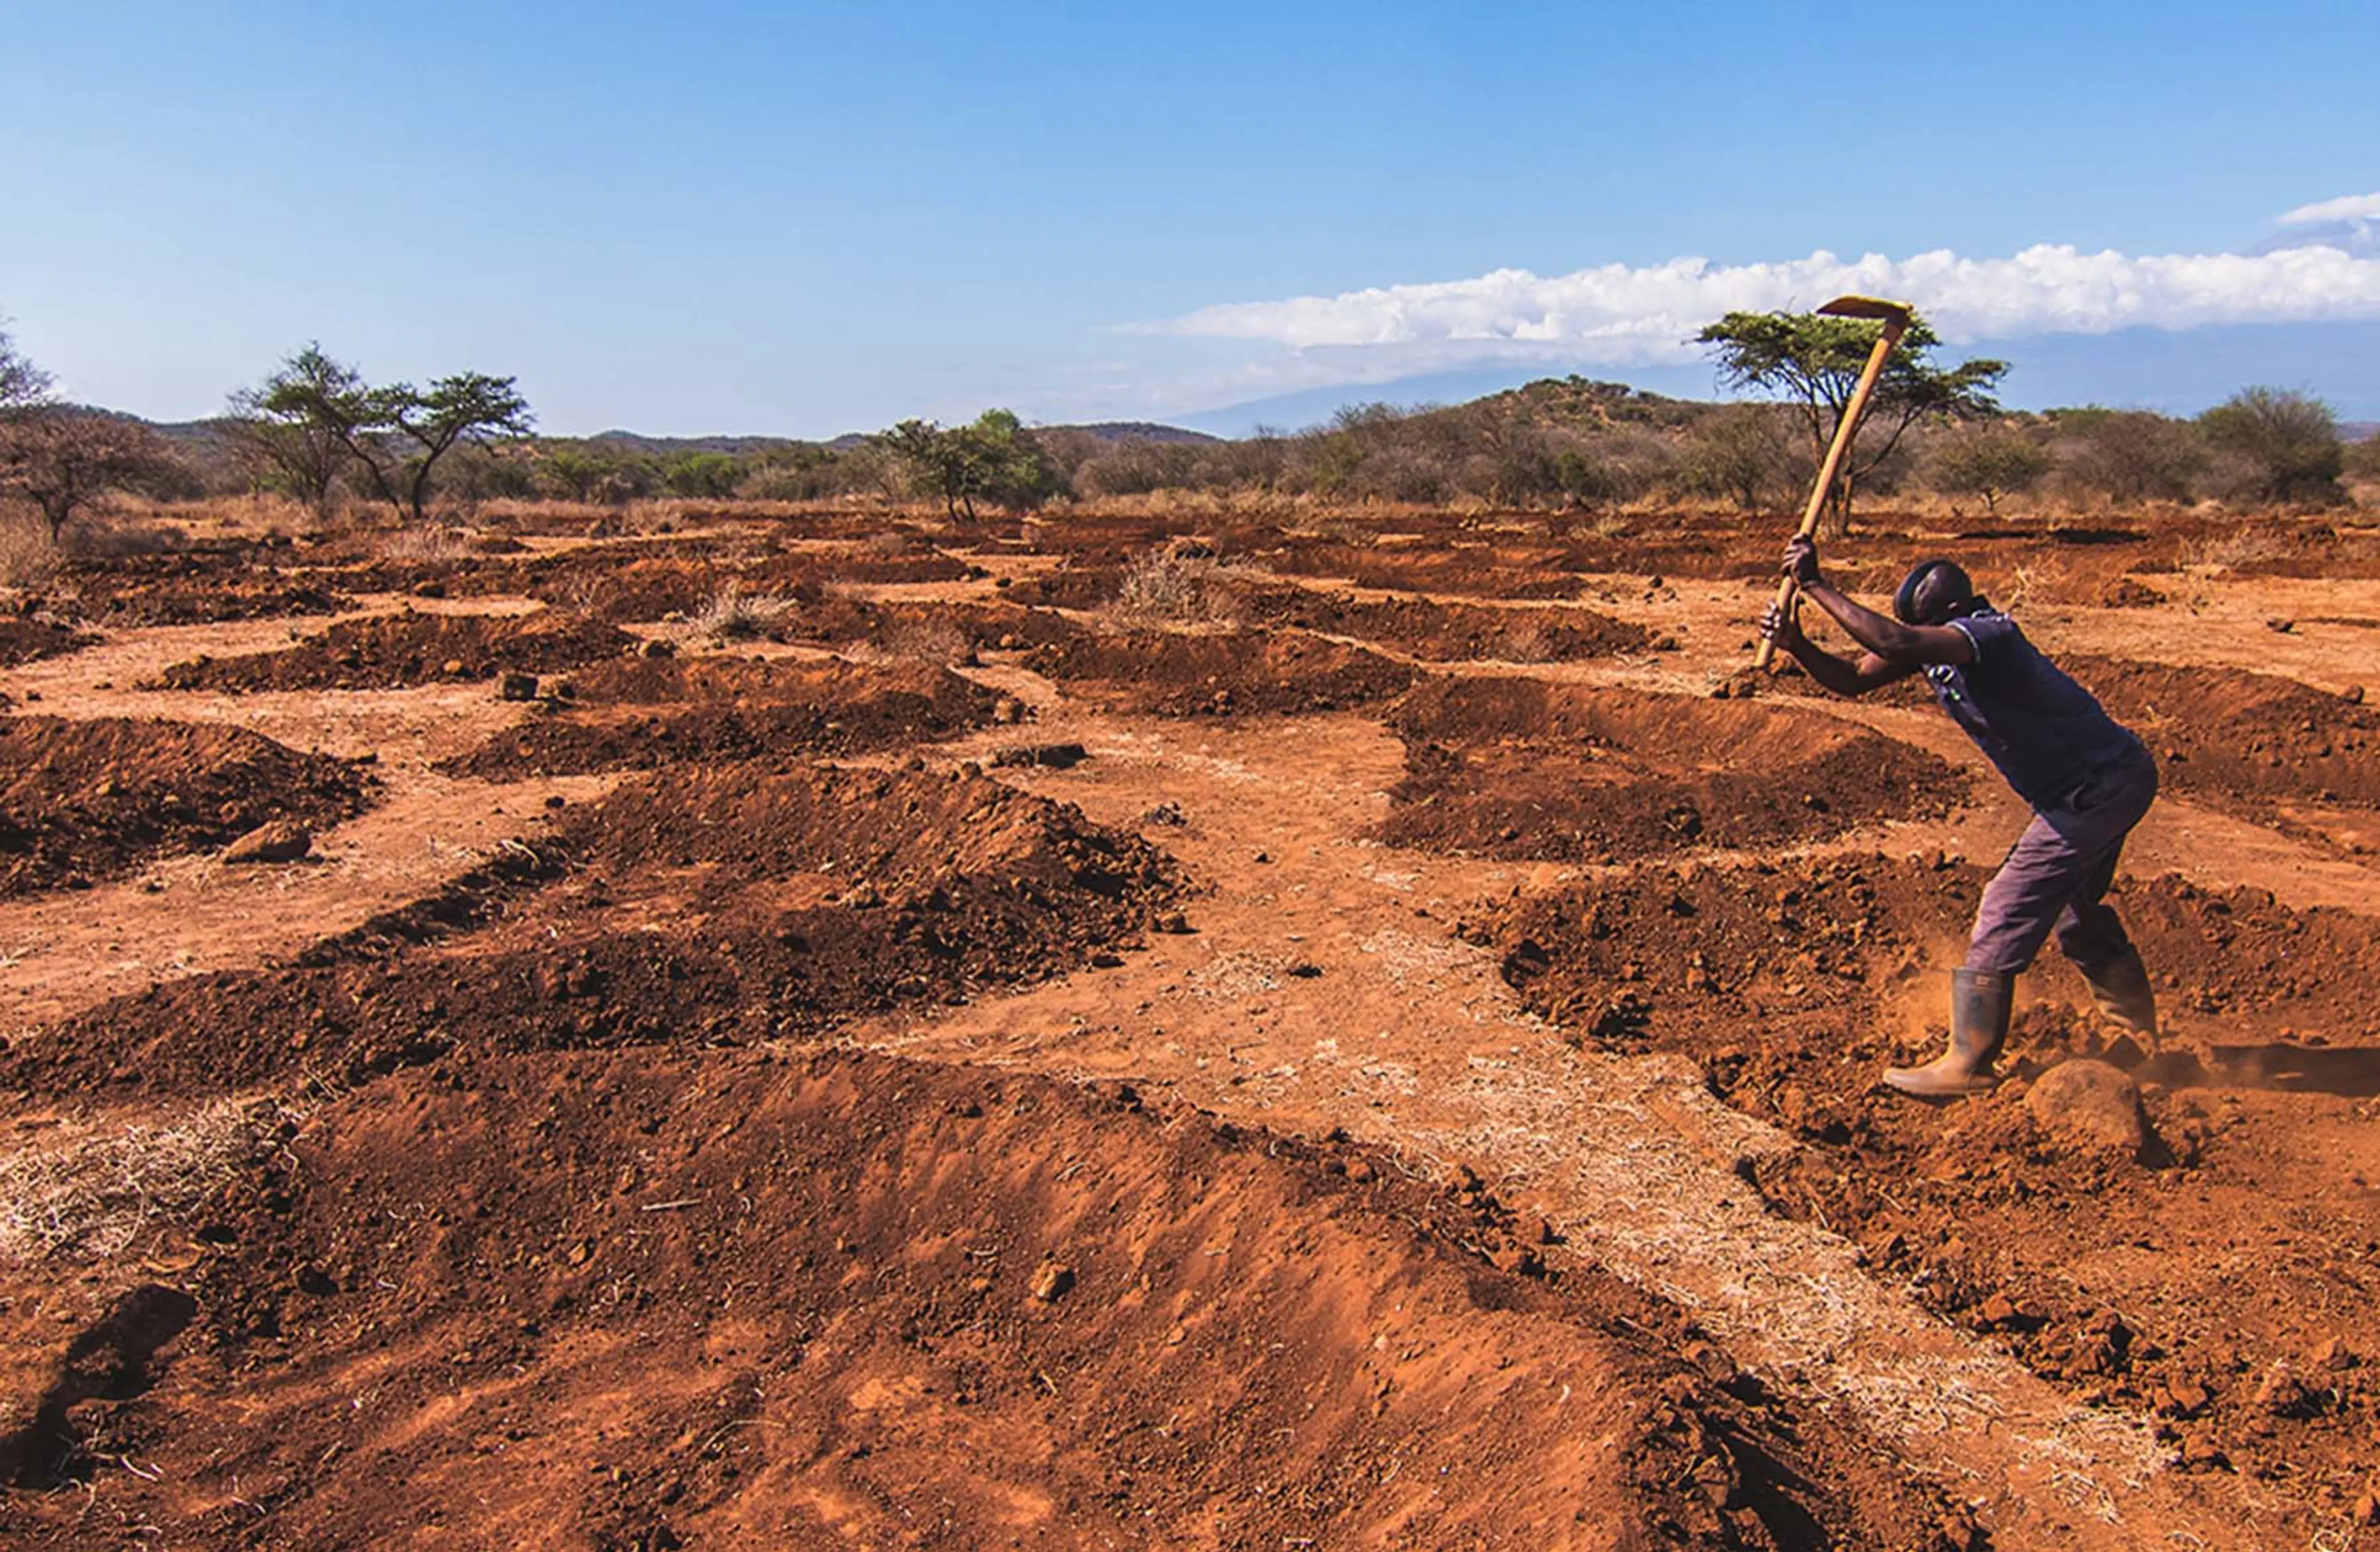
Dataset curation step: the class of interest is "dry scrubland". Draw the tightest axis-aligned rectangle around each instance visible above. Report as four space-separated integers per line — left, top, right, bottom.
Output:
0 490 2376 1551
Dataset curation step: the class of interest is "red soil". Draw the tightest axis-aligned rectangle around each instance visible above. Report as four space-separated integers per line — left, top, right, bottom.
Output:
0 716 374 897
152 609 637 692
1471 850 2380 1499
6 762 1178 1098
0 1047 1946 1550
441 656 1005 778
0 619 98 668
1377 678 1964 861
1021 629 1417 716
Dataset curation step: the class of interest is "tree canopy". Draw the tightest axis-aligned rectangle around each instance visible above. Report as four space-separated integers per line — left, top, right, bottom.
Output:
229 345 532 522
1696 309 2006 532
878 408 1060 518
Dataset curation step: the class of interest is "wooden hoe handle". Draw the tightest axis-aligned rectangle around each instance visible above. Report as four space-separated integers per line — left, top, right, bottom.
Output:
1752 298 1913 671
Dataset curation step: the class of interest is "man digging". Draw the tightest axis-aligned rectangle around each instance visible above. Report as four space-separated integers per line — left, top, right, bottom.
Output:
1758 536 2161 1098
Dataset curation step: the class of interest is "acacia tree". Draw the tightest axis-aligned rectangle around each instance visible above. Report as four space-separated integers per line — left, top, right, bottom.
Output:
225 345 363 515
0 413 182 539
1697 309 2006 534
234 345 532 522
879 409 1060 518
1 323 52 416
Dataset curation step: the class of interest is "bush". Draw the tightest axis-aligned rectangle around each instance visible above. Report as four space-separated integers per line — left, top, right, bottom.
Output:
2198 387 2344 504
2053 410 2206 505
1926 423 2053 516
1678 404 1799 510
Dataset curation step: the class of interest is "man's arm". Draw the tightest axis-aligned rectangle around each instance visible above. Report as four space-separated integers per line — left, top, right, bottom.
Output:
1759 599 1923 697
1783 538 1975 666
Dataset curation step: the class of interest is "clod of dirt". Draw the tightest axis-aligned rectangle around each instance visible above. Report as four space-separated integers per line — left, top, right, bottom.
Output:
1378 677 1962 860
0 717 371 897
1023 629 1416 716
152 609 635 692
2022 1060 2149 1159
439 657 1005 779
219 819 313 866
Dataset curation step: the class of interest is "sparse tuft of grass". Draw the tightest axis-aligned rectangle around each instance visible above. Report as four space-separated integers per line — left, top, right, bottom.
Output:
1104 545 1250 632
379 525 475 563
687 581 800 642
0 1098 293 1264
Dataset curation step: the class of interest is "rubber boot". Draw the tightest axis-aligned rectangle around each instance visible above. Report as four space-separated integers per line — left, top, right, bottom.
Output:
2079 948 2157 1041
1883 969 2014 1099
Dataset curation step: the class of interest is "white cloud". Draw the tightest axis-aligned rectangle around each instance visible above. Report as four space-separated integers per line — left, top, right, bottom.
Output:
1157 226 2380 370
2278 192 2380 224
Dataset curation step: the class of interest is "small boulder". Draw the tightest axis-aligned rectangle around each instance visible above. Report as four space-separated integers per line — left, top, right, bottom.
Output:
223 820 314 866
2024 1059 2149 1158
1028 1261 1075 1303
498 671 540 702
638 637 676 659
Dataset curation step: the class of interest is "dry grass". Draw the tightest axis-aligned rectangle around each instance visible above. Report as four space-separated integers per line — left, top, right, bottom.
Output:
686 581 800 642
0 508 61 587
2174 527 2287 572
0 1098 292 1264
378 525 477 563
1103 546 1251 632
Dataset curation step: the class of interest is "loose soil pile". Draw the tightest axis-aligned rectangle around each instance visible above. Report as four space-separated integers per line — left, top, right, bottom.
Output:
1377 678 1964 861
1022 629 1417 716
0 1047 1946 1550
0 619 97 668
2073 655 2380 816
1469 850 2380 1499
9 762 1179 1096
152 609 636 692
0 716 374 897
1237 587 1653 663
442 656 1005 778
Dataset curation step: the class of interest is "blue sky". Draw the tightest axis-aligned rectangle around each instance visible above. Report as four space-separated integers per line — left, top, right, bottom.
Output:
2 0 2376 436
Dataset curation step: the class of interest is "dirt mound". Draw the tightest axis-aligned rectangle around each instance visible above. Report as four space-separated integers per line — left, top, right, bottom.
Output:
9 763 1179 1096
816 543 979 584
1004 562 1123 609
1271 541 1590 599
50 552 353 627
1023 628 1416 716
1240 588 1653 662
152 609 636 692
1468 851 2380 1496
1377 679 1963 861
2073 655 2380 815
0 619 98 667
0 1046 1946 1549
442 656 1005 778
0 716 374 896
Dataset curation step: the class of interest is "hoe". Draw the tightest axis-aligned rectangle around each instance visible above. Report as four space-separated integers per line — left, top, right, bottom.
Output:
1751 293 1914 671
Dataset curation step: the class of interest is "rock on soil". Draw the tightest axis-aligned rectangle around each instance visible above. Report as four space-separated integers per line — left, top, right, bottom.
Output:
8 762 1181 1096
0 1047 1950 1549
2022 1059 2150 1158
152 609 636 692
439 656 1007 778
1379 677 1963 860
1022 628 1416 716
219 819 313 865
0 716 372 897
